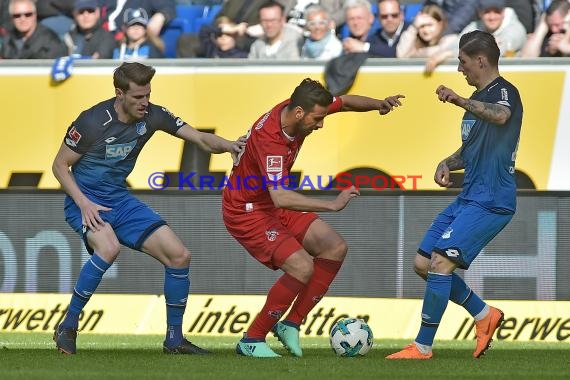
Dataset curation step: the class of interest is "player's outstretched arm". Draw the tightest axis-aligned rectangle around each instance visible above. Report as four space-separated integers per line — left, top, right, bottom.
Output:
176 124 246 160
268 186 360 212
339 94 405 115
52 143 110 231
435 85 511 125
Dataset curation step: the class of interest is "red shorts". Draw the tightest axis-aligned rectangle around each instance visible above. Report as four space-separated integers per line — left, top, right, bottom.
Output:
223 207 319 270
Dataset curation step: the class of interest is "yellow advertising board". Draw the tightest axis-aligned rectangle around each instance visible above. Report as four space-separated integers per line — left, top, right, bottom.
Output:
1 293 568 342
0 61 568 190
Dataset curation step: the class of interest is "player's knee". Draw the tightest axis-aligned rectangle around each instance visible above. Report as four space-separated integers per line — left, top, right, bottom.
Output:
324 237 348 261
413 263 428 280
335 239 348 260
169 248 191 268
96 240 121 262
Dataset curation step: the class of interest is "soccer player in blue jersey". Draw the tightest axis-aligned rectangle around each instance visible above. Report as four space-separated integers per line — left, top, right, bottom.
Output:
51 62 245 355
387 30 523 359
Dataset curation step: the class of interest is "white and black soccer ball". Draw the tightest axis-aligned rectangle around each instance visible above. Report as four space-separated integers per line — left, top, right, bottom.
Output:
329 318 374 357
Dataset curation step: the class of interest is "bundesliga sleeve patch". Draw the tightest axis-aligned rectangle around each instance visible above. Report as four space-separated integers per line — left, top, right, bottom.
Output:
266 155 283 181
65 126 82 147
498 88 511 107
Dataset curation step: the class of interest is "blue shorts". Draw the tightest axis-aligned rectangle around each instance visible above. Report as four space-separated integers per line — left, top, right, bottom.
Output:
65 194 167 254
418 198 513 269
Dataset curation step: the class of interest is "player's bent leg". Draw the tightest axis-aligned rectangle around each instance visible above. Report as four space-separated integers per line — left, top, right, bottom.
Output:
302 219 347 261
142 225 191 268
272 320 302 357
473 306 504 358
236 335 281 358
142 226 210 353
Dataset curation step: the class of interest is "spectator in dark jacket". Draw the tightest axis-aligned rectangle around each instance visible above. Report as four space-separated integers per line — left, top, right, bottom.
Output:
368 0 409 57
1 0 67 59
64 0 116 58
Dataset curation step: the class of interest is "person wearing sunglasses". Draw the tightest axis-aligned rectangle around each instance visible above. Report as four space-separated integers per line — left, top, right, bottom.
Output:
63 0 116 59
1 0 67 59
367 0 408 57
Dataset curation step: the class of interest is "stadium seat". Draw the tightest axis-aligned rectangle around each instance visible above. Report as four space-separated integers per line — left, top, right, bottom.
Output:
192 4 223 33
176 4 208 33
161 18 192 58
403 2 423 23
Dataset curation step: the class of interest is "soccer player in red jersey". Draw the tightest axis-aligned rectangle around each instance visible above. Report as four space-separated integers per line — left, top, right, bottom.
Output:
222 78 404 357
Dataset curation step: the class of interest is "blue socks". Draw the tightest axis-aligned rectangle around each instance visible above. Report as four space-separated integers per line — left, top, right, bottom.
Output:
416 272 452 347
61 254 111 330
449 273 486 317
164 266 190 348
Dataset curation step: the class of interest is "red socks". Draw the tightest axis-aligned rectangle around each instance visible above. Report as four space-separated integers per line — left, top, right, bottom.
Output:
246 273 305 339
286 258 342 326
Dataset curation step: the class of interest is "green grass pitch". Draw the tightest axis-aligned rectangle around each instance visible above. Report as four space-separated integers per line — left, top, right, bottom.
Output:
1 334 568 380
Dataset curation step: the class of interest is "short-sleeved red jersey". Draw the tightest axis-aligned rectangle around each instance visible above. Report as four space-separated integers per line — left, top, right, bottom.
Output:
222 97 343 213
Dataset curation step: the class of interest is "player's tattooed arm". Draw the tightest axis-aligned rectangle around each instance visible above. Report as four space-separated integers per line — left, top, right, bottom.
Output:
462 99 511 125
443 147 464 171
434 147 462 187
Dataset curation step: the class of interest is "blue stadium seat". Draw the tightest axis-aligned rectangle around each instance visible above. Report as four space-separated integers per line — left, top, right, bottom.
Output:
161 18 192 58
192 3 223 33
403 2 423 23
176 4 208 33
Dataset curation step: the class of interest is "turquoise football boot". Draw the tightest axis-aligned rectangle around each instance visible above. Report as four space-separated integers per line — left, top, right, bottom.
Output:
272 321 302 357
236 336 281 358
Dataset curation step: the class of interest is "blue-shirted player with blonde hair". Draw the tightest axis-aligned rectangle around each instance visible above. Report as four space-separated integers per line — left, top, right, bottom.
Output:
387 30 523 359
52 62 245 355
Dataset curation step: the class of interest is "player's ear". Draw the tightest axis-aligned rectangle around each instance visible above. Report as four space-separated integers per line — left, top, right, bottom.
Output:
115 88 123 98
295 106 304 119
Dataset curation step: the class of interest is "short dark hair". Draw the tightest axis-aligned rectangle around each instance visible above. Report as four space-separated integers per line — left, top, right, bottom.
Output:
546 0 570 17
459 30 500 67
259 0 285 15
113 62 156 92
288 78 333 112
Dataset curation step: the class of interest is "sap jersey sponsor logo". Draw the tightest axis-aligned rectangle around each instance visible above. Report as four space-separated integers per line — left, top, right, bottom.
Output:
65 126 82 147
135 122 147 135
461 120 476 140
106 140 137 160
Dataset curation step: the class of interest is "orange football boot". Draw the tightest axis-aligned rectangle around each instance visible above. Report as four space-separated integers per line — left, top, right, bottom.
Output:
386 343 433 360
473 306 504 358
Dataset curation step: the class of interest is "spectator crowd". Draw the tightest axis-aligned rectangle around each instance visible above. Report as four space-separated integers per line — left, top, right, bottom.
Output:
0 0 568 68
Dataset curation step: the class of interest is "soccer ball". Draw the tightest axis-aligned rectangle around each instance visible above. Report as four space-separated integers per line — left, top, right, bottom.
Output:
329 318 374 357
